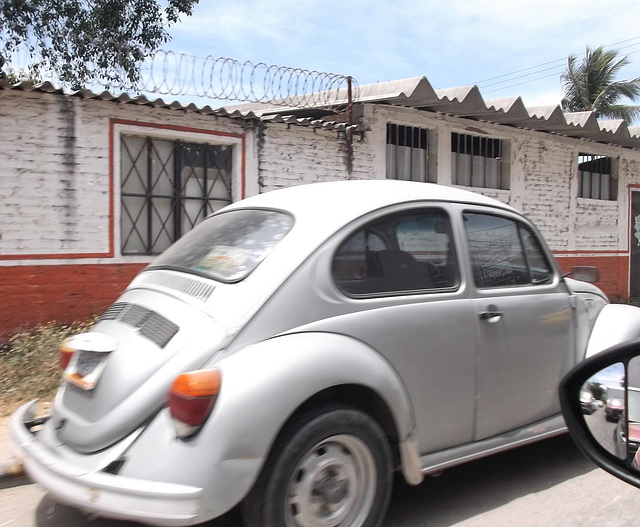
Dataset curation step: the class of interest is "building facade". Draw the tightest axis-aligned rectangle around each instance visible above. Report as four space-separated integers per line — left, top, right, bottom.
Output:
1 77 640 337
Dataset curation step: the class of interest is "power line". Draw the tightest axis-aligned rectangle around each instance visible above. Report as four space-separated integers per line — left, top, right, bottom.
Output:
483 72 564 95
479 44 640 92
473 36 640 94
479 63 565 90
474 58 566 85
477 36 640 85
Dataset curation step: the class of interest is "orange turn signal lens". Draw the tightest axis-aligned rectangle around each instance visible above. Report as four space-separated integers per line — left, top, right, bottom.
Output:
170 369 222 398
168 369 222 434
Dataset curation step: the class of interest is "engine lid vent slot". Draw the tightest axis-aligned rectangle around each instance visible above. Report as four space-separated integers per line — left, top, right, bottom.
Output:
99 303 179 348
134 271 216 303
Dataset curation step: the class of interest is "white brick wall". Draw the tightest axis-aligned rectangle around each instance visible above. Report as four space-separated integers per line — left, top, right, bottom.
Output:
0 90 253 263
0 92 105 254
5 87 640 334
355 105 640 254
4 88 640 266
258 125 372 192
513 136 575 248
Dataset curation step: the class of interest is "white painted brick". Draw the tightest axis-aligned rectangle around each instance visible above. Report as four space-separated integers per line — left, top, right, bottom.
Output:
4 88 640 271
0 90 249 260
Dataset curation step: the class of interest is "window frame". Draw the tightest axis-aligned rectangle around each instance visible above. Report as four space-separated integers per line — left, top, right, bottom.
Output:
451 132 509 190
386 123 432 183
462 211 554 289
114 122 244 258
332 207 459 297
578 152 617 201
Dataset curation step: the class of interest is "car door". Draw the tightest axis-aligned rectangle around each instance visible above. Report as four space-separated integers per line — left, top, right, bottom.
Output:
462 210 575 441
329 205 478 453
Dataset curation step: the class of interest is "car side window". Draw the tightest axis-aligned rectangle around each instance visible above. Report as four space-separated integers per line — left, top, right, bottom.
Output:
463 212 552 288
333 209 457 296
520 225 554 283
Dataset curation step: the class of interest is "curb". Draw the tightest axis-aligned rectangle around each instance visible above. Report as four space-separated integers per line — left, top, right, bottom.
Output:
0 461 28 489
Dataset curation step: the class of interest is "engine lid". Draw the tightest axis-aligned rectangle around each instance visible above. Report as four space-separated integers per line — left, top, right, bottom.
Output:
51 289 228 453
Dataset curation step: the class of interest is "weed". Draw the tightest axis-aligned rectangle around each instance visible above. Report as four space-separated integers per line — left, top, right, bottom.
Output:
0 317 97 417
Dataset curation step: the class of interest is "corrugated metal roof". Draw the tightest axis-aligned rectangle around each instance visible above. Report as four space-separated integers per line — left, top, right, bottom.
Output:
0 78 362 131
0 78 262 119
3 76 640 149
224 76 640 150
261 114 355 131
354 77 640 150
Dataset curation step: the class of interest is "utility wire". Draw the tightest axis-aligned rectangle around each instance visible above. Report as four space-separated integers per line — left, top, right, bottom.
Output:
474 36 640 94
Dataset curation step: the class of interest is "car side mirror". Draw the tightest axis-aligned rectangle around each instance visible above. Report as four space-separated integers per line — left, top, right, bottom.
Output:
560 338 640 489
567 266 600 283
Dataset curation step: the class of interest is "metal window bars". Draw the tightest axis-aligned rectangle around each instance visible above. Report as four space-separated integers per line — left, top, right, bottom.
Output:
120 136 232 255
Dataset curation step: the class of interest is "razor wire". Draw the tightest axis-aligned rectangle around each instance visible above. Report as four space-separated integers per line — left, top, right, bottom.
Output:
139 51 358 111
2 47 358 112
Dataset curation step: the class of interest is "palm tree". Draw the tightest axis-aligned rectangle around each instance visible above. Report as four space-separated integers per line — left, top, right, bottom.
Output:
561 46 640 123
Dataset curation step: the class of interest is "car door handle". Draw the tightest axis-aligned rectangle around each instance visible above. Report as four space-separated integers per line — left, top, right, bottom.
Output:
479 310 503 322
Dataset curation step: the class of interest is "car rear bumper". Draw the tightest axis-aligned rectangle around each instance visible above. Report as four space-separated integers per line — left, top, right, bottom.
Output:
10 401 203 527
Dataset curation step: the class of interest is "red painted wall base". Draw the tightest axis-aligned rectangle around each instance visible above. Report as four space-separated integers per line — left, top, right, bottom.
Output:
0 263 146 340
554 254 629 302
0 255 631 340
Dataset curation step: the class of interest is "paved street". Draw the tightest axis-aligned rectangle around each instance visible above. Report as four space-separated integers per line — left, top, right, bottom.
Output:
2 424 640 527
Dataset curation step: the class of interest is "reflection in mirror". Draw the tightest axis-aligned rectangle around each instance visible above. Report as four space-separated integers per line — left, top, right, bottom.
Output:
580 362 625 459
628 357 640 470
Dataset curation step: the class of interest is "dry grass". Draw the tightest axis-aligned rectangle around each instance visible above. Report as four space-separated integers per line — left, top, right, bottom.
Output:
0 317 97 417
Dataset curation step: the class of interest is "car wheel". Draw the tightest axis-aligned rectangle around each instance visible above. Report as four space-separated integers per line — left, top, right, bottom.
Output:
241 405 392 527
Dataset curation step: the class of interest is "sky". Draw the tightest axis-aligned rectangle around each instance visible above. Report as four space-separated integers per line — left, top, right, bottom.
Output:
163 0 640 110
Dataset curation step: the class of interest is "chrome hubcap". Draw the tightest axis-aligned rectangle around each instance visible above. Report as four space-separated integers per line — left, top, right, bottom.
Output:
285 434 376 527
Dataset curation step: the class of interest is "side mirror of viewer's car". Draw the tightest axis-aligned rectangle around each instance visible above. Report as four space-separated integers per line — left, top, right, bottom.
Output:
560 338 640 488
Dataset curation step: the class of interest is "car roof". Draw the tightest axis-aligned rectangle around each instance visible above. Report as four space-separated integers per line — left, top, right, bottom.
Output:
225 180 517 227
203 181 523 325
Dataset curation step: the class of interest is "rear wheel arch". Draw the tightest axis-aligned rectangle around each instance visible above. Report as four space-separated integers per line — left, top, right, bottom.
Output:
241 401 393 527
214 333 422 502
280 385 401 465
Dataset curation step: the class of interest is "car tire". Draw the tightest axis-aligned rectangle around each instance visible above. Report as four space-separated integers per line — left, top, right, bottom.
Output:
241 405 393 527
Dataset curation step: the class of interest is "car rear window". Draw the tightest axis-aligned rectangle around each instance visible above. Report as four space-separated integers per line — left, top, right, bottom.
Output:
149 209 294 282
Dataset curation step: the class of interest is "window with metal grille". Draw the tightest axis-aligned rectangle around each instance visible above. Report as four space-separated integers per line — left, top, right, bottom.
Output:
386 124 430 182
578 153 617 200
121 136 232 255
451 132 505 189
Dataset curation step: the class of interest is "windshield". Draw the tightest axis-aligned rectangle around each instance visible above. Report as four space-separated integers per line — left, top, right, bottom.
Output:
580 390 593 402
150 209 294 282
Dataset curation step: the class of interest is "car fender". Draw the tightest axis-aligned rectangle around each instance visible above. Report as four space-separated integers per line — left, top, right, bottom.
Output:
214 330 420 475
586 303 640 358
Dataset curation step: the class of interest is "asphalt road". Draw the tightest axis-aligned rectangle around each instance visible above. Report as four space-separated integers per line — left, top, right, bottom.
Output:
583 404 620 456
2 415 640 527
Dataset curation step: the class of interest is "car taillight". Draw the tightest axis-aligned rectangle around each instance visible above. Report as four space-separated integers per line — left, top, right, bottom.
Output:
59 338 75 370
168 369 222 438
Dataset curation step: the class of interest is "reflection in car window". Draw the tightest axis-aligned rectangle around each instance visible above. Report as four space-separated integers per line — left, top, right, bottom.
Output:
628 388 640 423
149 209 294 282
520 227 553 283
463 213 552 288
333 209 457 295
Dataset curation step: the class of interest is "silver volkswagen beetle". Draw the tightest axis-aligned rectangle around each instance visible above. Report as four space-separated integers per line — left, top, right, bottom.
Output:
11 180 640 527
